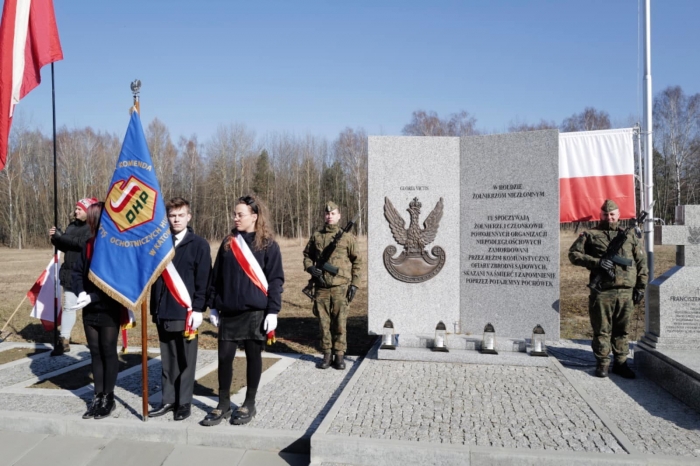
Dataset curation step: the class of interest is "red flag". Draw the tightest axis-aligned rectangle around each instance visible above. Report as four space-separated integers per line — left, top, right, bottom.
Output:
559 128 636 223
0 0 63 170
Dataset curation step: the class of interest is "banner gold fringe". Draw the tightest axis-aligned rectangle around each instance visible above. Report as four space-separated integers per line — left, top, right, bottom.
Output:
88 248 175 312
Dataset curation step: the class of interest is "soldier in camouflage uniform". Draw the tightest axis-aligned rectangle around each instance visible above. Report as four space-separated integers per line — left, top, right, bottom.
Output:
303 201 362 370
568 199 648 379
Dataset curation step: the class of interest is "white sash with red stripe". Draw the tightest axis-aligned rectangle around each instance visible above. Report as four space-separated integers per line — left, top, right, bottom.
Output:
229 234 268 296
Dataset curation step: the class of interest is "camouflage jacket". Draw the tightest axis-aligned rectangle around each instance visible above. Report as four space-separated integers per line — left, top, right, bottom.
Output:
568 225 648 291
303 223 362 288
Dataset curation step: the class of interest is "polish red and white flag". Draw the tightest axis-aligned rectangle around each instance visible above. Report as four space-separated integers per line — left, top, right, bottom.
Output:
559 128 636 223
0 0 63 170
28 255 62 331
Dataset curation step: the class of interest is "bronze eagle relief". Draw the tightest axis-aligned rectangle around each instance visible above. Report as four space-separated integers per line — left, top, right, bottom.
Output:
383 196 446 283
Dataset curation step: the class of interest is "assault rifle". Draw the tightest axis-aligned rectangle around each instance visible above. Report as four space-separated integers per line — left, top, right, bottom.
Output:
588 202 654 293
302 213 359 300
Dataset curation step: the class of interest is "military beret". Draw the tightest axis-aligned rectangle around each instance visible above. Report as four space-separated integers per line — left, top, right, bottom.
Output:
324 201 338 212
601 199 619 212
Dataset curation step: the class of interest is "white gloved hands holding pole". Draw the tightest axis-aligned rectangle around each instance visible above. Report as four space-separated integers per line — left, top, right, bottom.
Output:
71 292 92 311
188 311 203 330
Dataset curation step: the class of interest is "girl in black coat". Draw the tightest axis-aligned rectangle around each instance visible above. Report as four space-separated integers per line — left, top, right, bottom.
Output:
202 195 284 426
72 202 122 420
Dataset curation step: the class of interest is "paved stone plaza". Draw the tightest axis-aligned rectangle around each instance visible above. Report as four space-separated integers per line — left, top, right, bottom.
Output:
1 340 700 465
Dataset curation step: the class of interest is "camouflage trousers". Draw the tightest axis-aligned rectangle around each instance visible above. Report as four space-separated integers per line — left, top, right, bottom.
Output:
313 284 348 353
588 288 635 365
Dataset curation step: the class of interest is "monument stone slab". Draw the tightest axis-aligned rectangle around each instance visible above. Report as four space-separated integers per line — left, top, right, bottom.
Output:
368 136 461 337
460 130 560 339
641 205 700 350
637 204 700 411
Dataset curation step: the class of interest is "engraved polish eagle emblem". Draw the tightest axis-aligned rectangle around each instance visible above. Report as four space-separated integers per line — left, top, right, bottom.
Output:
383 197 446 283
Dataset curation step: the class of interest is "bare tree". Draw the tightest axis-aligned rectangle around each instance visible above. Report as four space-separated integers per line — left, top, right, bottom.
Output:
508 118 558 133
654 85 700 211
402 110 478 136
334 127 368 234
560 107 611 132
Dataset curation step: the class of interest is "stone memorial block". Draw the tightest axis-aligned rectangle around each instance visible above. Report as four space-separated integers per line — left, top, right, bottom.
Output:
368 136 461 336
642 205 700 350
460 130 560 339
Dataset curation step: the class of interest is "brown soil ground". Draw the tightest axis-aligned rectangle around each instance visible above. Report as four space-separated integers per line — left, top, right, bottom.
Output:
193 357 278 397
0 347 49 364
31 352 158 390
0 233 676 355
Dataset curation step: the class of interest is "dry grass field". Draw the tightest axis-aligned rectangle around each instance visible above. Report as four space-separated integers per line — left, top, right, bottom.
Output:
559 230 676 341
0 233 677 355
0 236 373 356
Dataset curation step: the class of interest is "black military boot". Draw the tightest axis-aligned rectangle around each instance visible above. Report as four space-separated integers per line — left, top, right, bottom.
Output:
333 352 346 370
317 352 332 369
611 360 636 379
595 362 609 378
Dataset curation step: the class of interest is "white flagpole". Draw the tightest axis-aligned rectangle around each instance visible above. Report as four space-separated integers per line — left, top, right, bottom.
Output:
643 0 654 282
642 0 654 339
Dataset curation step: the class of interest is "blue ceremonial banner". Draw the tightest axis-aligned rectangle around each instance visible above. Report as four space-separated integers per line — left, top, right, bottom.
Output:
89 110 174 310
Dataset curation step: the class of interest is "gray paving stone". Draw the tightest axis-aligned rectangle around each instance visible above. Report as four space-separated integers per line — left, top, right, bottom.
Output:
85 438 174 466
0 350 91 388
13 434 109 466
162 444 245 466
549 339 700 457
238 450 310 466
0 430 47 465
325 358 622 452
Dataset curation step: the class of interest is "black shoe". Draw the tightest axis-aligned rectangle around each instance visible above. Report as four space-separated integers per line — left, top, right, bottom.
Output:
611 361 636 379
50 338 66 357
82 393 103 419
174 404 191 421
231 405 256 425
595 363 609 378
201 407 232 426
94 393 115 419
333 352 346 370
317 353 332 369
149 402 176 418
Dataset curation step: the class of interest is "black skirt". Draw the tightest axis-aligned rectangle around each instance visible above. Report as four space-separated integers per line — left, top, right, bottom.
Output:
219 309 265 341
82 306 121 328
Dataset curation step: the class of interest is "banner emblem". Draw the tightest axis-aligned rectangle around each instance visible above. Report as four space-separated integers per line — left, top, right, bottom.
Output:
106 175 157 232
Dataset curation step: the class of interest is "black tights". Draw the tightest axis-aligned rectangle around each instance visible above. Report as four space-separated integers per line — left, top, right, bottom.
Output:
217 339 263 410
84 324 119 395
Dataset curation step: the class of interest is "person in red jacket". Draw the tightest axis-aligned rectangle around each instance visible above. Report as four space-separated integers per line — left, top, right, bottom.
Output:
202 195 284 426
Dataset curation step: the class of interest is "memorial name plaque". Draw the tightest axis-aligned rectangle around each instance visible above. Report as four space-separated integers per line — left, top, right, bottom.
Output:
643 204 700 349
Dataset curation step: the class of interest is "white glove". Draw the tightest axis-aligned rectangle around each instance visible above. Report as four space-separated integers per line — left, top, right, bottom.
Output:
263 314 277 332
72 292 92 310
209 309 219 328
188 311 203 330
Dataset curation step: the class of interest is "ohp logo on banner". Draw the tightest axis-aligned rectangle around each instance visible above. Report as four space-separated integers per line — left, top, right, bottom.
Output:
106 176 158 232
88 111 174 310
